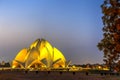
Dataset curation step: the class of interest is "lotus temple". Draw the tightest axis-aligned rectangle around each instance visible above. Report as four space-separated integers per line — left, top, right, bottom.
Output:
12 38 70 70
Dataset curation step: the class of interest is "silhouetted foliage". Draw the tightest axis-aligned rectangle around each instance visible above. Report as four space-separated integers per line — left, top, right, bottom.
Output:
0 62 10 67
97 0 120 71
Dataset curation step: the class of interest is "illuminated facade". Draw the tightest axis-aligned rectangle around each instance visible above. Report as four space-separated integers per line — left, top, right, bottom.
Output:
12 39 68 69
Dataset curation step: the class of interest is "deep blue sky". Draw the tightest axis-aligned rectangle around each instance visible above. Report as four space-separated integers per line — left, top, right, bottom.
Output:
0 0 104 64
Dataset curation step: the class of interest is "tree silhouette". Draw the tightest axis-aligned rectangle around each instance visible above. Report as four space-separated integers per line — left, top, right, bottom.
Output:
97 0 120 71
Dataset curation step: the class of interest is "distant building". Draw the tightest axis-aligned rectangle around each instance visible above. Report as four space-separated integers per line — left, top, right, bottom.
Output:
1 61 5 65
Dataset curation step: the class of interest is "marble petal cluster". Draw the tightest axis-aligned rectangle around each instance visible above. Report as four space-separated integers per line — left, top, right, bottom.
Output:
12 39 67 69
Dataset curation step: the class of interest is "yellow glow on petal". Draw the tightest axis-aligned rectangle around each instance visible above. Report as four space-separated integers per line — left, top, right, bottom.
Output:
12 38 67 69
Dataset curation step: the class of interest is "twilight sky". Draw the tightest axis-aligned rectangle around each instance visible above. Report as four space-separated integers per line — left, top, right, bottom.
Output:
0 0 104 64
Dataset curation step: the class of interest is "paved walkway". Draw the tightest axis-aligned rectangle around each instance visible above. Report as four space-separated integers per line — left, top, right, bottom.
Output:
0 71 120 80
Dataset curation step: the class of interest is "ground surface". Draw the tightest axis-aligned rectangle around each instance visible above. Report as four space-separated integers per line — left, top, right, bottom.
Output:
0 70 120 80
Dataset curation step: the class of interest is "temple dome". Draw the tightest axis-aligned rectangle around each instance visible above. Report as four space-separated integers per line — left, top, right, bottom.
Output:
12 38 67 69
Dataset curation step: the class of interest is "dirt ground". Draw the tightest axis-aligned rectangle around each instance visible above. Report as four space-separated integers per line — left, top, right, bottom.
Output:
0 71 120 80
